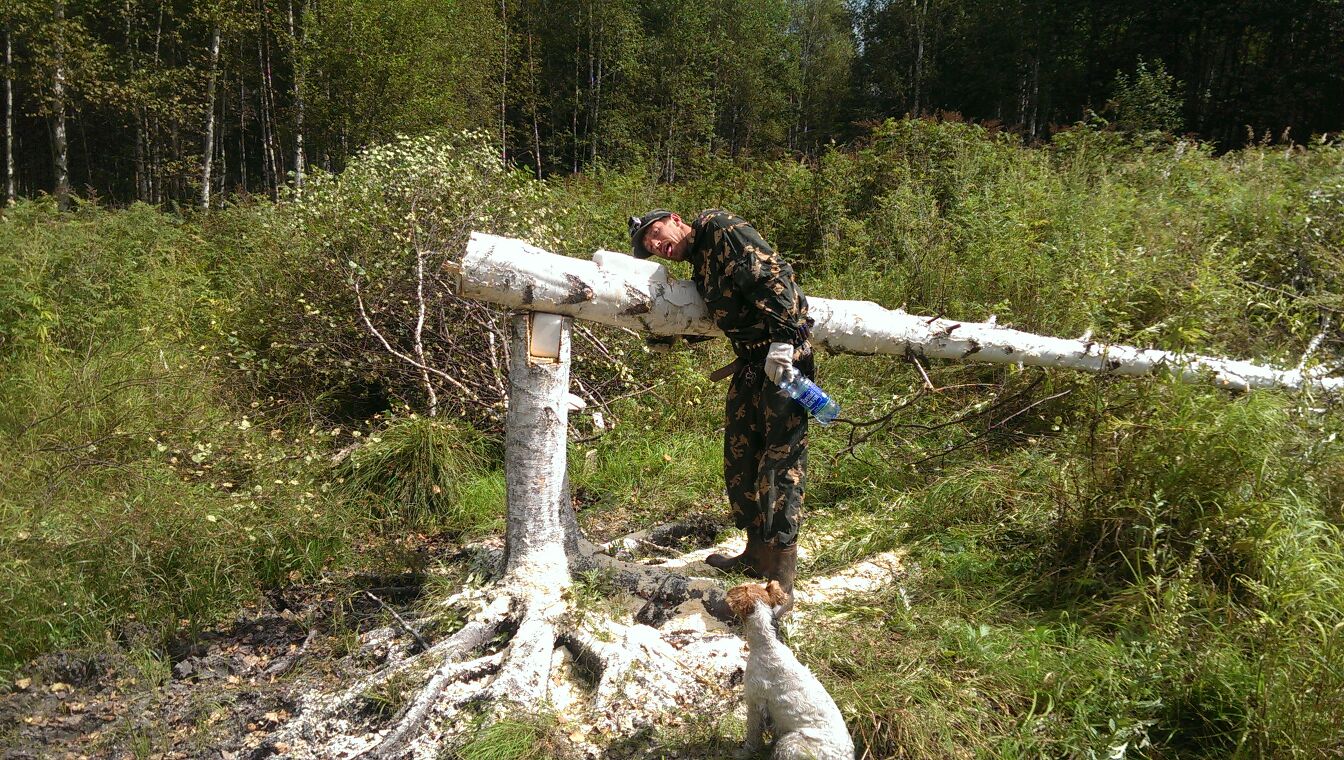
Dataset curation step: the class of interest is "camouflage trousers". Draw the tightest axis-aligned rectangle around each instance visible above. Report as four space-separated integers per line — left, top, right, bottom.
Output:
723 342 814 548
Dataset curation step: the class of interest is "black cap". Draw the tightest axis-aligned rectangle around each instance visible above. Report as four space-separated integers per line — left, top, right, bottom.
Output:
628 210 673 259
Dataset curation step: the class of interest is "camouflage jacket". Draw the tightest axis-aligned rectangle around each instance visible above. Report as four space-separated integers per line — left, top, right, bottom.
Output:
687 210 811 350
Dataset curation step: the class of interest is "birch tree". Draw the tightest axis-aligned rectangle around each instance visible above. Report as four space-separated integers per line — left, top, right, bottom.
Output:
262 225 1340 756
49 0 68 209
198 19 219 206
286 0 304 191
4 18 13 205
459 234 1344 394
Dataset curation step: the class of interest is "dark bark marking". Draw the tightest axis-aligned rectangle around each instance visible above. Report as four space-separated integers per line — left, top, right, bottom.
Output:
561 274 595 304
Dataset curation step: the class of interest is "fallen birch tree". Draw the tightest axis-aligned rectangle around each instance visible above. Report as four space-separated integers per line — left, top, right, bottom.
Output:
269 232 1340 759
458 233 1343 394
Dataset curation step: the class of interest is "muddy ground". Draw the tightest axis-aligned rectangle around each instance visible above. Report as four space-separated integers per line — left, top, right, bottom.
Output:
0 551 449 759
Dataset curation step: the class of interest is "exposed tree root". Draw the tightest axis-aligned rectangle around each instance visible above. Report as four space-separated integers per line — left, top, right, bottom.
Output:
263 534 747 758
366 616 507 759
263 528 911 759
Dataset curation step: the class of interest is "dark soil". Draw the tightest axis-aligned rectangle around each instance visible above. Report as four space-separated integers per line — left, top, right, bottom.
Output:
0 545 448 759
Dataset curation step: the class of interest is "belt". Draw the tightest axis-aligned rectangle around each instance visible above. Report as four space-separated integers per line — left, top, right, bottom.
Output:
710 337 812 382
707 359 741 382
732 338 773 354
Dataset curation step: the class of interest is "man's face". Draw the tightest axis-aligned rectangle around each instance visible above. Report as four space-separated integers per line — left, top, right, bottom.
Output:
642 214 691 261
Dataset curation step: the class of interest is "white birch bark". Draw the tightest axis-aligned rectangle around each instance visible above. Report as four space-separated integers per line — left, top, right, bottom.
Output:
200 23 221 208
5 25 14 205
51 1 70 211
503 312 573 582
460 232 1344 394
288 0 305 192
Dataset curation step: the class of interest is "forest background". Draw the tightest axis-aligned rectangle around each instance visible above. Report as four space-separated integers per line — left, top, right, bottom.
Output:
2 0 1343 205
3 1 1344 758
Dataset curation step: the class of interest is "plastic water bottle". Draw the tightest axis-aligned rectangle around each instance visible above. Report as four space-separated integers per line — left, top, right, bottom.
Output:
779 372 841 424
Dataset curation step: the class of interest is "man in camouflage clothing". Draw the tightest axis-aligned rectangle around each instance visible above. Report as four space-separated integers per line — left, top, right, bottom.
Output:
628 209 814 607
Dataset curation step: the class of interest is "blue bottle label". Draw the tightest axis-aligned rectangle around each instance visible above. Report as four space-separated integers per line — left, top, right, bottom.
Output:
796 382 828 413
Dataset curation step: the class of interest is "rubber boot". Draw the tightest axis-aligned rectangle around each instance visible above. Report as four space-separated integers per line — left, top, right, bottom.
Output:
767 543 798 614
706 530 766 578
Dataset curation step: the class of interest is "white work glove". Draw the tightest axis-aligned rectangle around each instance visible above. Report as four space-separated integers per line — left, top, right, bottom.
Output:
765 342 795 384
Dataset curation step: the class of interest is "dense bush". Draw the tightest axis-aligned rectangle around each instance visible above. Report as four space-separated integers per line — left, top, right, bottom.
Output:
0 203 365 665
207 130 557 425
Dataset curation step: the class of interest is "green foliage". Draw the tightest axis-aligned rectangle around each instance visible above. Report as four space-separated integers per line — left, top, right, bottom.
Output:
302 0 504 153
0 335 361 667
212 130 555 424
3 121 1344 760
791 371 1344 757
337 415 502 533
573 422 724 535
1110 58 1185 136
453 714 562 760
0 200 360 669
0 198 211 356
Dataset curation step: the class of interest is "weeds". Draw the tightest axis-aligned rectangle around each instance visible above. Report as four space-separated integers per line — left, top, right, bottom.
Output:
337 414 501 532
452 713 563 760
2 123 1343 757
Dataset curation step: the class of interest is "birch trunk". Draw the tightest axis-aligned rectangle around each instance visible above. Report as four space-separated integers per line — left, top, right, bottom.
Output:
51 1 70 211
460 233 1344 394
269 310 744 758
503 313 573 582
200 24 221 208
5 25 13 205
499 0 507 165
237 40 247 194
288 0 305 192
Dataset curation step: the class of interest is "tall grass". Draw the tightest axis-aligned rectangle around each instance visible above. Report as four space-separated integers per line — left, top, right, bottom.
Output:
338 415 503 534
0 202 365 668
2 123 1342 758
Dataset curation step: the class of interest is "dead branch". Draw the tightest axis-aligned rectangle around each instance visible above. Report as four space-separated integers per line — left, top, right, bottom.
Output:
361 590 431 653
353 277 483 406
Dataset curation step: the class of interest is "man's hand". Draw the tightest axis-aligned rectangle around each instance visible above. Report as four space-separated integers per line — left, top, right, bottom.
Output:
765 342 795 384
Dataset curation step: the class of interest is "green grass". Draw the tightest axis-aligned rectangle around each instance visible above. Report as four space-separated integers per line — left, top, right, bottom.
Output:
337 414 503 533
3 123 1344 758
788 378 1344 758
452 713 563 760
572 413 725 538
0 203 366 669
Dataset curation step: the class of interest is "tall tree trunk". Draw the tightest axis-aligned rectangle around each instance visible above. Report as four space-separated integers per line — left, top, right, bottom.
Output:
238 38 247 194
502 312 574 578
51 1 70 210
256 3 278 197
571 34 579 173
134 111 146 200
150 1 163 204
5 24 14 206
912 0 927 116
499 0 507 164
288 0 305 191
587 1 597 164
123 0 146 202
527 30 542 179
201 23 221 207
